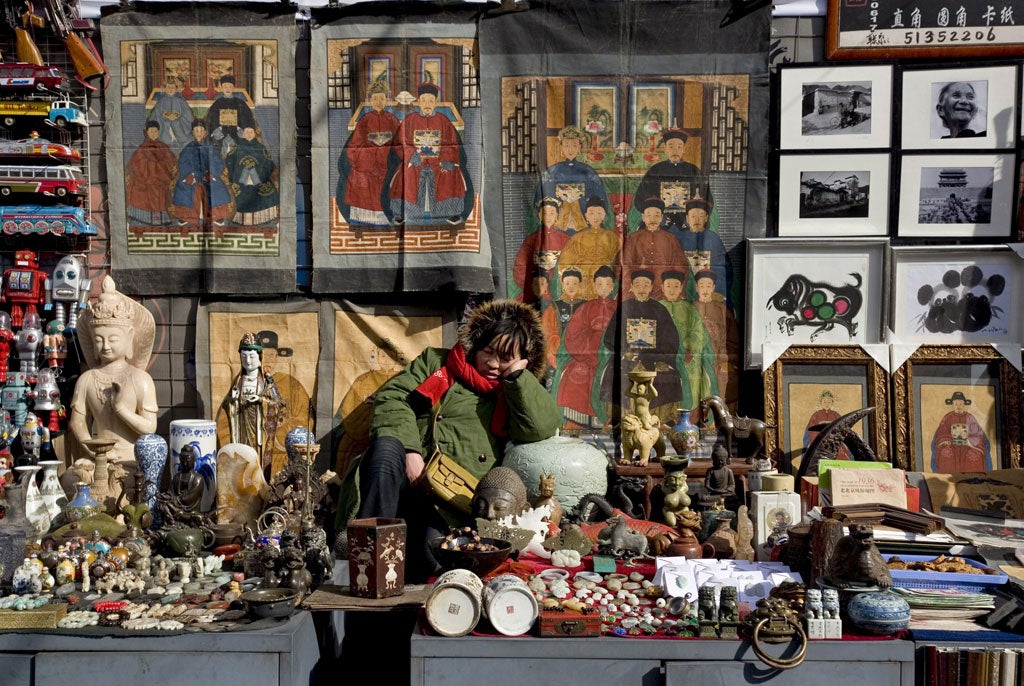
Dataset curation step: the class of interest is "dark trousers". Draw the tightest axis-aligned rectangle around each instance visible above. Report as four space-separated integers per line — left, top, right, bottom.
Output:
356 435 444 583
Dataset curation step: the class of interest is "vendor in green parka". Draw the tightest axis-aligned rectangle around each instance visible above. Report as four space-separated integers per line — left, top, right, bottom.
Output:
356 299 560 580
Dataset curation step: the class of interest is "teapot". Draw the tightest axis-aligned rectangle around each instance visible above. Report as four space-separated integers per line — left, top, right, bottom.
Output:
158 527 214 556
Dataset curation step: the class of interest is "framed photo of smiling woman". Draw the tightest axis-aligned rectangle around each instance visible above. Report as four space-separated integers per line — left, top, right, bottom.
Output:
900 65 1018 150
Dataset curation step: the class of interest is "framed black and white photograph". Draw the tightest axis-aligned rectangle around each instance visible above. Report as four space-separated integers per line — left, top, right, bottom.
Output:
778 64 893 150
777 153 890 236
897 153 1015 238
901 65 1018 150
890 245 1024 346
745 238 888 369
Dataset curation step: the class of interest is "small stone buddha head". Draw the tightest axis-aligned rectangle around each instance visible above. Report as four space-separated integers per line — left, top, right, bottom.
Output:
471 466 528 521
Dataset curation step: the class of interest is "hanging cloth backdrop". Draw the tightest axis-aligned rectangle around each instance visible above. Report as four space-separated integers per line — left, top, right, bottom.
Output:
310 13 492 294
480 0 770 432
101 8 298 295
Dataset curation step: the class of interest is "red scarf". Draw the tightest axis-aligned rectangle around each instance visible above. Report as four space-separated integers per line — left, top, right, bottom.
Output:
414 345 509 437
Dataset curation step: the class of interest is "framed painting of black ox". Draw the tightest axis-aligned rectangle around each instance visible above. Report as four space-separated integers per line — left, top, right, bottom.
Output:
745 238 888 369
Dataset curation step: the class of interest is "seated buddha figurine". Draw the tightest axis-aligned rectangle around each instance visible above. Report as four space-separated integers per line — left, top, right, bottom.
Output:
699 443 736 510
154 444 207 527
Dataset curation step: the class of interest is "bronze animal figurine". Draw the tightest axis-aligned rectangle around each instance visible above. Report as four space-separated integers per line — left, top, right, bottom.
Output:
695 395 771 463
595 514 649 558
825 522 892 590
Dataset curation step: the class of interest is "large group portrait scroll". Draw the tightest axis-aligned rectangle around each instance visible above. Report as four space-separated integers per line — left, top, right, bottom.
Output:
310 17 492 293
481 1 769 432
102 9 299 295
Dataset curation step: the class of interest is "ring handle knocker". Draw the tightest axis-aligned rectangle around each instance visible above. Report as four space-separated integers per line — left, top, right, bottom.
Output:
751 617 808 670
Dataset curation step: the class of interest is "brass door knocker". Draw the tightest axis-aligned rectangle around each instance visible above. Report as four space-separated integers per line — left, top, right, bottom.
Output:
744 597 808 670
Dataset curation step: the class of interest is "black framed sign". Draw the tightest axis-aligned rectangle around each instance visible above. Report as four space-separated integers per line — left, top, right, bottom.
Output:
827 0 1024 59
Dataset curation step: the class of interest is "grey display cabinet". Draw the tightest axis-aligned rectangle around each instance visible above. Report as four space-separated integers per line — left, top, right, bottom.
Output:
410 633 915 685
0 610 319 686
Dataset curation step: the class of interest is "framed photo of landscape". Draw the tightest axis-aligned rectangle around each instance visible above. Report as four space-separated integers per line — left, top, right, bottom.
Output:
889 244 1024 345
745 238 888 369
901 65 1018 150
892 345 1021 472
778 64 893 150
763 345 891 473
896 153 1016 239
777 153 890 237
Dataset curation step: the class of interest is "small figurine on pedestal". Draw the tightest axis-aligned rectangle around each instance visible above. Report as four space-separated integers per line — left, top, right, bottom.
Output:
697 585 719 638
718 585 740 639
44 254 91 332
661 468 692 529
698 443 737 510
619 369 665 466
822 588 842 638
219 333 286 478
825 523 893 590
530 473 563 528
804 588 825 639
153 443 209 529
2 250 47 329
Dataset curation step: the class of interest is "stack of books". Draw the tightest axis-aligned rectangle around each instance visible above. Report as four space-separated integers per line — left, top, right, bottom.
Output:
922 646 1023 686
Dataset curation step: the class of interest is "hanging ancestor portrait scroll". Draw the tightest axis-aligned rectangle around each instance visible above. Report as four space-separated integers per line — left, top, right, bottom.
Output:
102 8 299 295
481 0 769 436
310 16 493 294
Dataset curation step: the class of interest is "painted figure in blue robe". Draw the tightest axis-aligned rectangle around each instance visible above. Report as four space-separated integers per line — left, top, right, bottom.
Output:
534 126 608 234
149 76 195 156
171 120 234 228
669 196 733 306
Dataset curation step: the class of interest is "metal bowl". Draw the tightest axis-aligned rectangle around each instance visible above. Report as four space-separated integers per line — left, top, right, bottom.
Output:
238 588 299 620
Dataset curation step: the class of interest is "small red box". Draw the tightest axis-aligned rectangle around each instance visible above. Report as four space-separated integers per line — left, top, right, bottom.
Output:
538 609 602 637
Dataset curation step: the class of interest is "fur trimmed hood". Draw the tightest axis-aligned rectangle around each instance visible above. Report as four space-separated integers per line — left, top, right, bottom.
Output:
459 299 548 379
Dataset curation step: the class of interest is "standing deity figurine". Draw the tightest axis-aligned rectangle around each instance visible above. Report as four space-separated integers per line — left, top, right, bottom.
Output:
220 332 286 476
68 276 159 469
44 255 91 332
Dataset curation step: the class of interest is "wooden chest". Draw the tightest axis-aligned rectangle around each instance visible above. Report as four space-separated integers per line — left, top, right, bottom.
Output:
537 609 602 637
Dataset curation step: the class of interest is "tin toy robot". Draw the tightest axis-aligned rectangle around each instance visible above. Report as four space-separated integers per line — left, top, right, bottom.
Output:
2 250 47 329
44 255 91 332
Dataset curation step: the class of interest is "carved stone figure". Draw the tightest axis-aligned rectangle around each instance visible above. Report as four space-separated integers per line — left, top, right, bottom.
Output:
826 522 893 589
661 468 691 528
619 370 665 466
154 444 208 528
219 332 286 475
595 513 649 557
822 588 840 619
69 276 158 469
530 473 563 528
719 586 739 623
699 443 736 509
471 466 527 521
734 505 755 562
804 588 823 619
698 585 717 623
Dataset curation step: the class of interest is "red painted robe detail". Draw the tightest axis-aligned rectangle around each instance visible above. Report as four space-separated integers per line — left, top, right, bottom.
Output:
388 110 464 206
557 296 617 416
345 109 400 213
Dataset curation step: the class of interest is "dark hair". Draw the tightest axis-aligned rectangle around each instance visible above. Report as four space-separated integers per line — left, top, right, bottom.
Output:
561 267 583 281
469 315 529 362
594 265 615 280
145 120 160 130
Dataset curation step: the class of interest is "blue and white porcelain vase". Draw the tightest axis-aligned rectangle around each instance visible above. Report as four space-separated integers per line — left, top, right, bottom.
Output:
668 409 701 456
134 433 168 514
169 419 218 513
846 591 911 635
12 558 41 595
285 427 316 464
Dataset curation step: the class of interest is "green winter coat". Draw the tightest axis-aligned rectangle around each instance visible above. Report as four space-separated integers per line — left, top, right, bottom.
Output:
371 346 560 482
